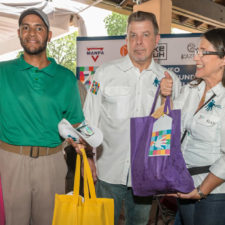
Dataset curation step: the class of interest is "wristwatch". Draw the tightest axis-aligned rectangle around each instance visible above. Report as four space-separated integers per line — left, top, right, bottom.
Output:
197 185 207 199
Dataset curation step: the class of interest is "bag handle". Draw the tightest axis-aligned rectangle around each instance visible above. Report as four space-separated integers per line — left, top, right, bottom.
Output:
82 149 96 200
163 96 171 114
149 85 161 116
73 149 81 203
73 148 96 200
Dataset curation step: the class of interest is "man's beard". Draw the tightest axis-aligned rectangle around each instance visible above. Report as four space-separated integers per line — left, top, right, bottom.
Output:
20 36 48 55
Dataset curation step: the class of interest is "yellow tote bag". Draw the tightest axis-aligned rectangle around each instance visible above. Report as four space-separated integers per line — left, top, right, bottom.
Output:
52 148 114 225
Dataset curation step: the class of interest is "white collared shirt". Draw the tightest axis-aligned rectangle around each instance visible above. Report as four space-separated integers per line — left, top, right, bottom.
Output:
174 81 225 193
83 55 181 185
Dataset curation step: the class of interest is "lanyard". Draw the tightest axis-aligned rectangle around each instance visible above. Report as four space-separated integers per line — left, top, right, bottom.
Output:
181 93 216 143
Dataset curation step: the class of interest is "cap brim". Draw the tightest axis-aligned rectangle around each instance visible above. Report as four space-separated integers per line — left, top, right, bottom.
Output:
58 119 103 148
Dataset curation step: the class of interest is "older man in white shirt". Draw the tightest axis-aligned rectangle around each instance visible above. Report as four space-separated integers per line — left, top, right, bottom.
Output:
83 11 181 225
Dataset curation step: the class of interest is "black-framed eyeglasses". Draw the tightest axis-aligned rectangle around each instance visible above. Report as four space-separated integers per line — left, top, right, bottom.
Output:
194 48 224 57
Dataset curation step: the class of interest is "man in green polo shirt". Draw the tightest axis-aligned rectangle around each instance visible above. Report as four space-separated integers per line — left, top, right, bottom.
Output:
0 8 85 225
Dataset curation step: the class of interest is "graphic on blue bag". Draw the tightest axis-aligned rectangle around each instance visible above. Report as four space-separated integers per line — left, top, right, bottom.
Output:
149 114 172 157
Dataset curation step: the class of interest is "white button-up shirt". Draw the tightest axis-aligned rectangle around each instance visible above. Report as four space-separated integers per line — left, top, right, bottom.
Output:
174 81 225 194
83 55 181 185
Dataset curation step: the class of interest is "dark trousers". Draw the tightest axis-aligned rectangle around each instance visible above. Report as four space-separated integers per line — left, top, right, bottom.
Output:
178 194 225 225
96 179 152 225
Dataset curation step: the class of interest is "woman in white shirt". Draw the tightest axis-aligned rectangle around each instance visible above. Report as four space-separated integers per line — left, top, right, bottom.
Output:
161 28 225 225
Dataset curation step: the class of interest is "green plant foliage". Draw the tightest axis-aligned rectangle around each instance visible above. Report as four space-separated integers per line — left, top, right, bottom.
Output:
47 31 78 73
104 12 128 36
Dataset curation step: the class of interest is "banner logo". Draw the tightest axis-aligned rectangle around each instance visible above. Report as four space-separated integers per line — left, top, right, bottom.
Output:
181 42 196 60
187 43 195 52
153 43 167 60
87 47 104 62
120 44 128 56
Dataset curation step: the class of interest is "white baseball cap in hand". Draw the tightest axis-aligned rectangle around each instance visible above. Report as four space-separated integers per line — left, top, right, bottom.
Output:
58 119 103 148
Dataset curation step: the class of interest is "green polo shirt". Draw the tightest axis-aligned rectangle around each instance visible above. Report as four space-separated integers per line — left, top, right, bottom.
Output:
0 55 84 147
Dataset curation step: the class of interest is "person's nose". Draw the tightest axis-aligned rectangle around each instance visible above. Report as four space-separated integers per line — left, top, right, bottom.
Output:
136 35 143 45
193 53 200 61
28 27 36 36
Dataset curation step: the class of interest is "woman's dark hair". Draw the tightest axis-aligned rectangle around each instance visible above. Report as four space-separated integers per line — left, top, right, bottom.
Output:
127 11 159 35
192 28 225 87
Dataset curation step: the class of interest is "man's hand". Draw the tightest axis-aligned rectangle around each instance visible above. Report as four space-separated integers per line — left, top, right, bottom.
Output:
160 71 173 97
67 137 85 154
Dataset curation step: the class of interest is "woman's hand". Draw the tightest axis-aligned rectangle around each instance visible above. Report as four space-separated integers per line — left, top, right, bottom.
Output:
176 188 201 200
166 188 201 200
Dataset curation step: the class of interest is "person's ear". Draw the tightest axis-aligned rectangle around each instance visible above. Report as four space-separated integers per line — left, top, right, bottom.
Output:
17 29 20 38
47 30 52 42
155 34 160 45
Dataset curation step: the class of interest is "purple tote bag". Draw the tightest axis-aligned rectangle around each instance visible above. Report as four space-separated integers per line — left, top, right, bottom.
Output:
131 87 194 196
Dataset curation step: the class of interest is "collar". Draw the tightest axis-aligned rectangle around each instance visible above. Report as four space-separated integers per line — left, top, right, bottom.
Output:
197 81 225 97
17 55 57 77
117 55 134 72
211 82 225 96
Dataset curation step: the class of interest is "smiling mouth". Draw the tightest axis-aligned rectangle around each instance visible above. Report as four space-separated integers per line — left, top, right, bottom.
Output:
196 64 204 69
28 40 38 43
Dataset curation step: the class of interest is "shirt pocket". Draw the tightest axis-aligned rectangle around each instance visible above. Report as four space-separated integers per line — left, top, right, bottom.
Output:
102 86 131 119
192 113 219 142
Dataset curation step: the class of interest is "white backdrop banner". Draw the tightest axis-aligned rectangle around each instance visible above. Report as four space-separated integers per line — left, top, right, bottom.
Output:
76 33 201 88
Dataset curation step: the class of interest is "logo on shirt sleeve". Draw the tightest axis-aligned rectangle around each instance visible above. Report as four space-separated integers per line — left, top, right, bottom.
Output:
90 80 100 95
153 77 160 87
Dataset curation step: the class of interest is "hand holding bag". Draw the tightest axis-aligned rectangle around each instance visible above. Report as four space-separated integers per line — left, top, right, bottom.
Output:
130 87 194 196
52 148 114 225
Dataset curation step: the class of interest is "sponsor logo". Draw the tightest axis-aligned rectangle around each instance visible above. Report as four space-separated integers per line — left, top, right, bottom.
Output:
120 44 128 56
87 47 104 62
153 43 167 60
181 42 196 60
187 43 195 53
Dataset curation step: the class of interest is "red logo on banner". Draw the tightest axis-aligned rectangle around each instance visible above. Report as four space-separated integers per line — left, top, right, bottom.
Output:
87 48 104 62
120 44 128 56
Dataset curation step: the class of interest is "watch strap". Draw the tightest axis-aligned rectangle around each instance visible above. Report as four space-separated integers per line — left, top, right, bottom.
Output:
197 185 207 199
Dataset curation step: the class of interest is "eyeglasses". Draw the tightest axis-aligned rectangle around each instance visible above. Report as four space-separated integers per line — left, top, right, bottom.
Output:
194 48 224 57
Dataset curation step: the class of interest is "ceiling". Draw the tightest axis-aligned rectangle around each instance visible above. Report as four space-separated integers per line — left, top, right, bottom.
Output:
76 0 225 33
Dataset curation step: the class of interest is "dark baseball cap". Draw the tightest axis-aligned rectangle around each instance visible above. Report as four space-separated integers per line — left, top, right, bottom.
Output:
19 8 50 29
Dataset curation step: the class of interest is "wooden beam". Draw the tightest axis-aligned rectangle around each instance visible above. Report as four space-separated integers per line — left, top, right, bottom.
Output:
172 0 225 28
178 15 188 23
134 0 172 33
194 20 203 28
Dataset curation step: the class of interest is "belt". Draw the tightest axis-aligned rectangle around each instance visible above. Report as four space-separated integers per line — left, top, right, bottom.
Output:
188 165 210 176
0 141 62 158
